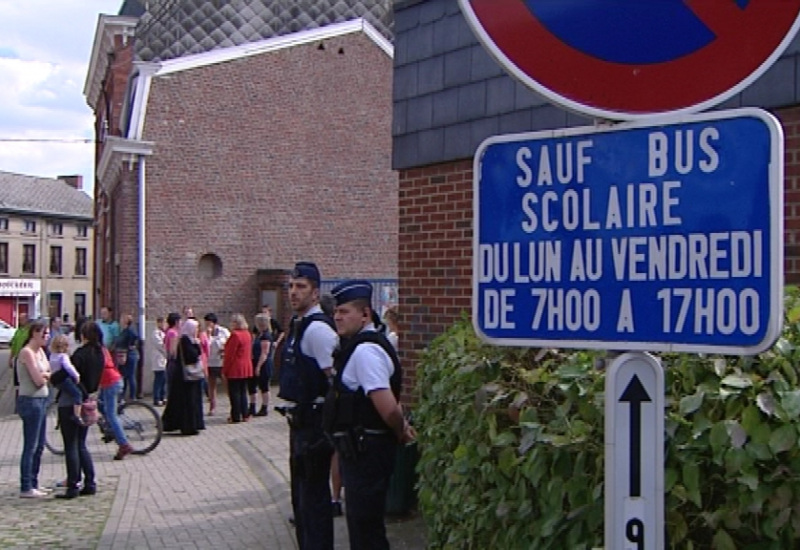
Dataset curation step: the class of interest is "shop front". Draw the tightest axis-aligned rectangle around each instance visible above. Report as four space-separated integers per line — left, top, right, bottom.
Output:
0 279 41 326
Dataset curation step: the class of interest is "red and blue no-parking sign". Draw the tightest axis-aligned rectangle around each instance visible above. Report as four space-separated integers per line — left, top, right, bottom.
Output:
460 0 800 119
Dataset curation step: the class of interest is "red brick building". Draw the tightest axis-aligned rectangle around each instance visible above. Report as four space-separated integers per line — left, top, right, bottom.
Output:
83 2 397 396
84 4 397 332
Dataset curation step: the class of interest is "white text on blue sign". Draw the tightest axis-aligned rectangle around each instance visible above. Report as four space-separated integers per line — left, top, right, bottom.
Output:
474 112 781 352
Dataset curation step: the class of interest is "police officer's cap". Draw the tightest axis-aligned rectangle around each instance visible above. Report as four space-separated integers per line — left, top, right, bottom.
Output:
332 279 373 306
291 261 320 285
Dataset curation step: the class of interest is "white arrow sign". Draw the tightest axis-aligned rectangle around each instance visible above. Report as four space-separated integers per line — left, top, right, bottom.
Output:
605 352 664 550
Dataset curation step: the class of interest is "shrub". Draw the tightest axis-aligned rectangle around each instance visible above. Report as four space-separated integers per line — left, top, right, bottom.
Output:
415 288 800 549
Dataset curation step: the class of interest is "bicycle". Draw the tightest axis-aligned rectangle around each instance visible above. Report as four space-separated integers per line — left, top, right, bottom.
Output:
45 397 163 456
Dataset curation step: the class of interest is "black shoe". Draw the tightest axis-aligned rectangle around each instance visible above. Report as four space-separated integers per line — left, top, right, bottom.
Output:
255 406 268 417
332 501 343 517
248 404 256 417
56 491 79 500
79 486 97 496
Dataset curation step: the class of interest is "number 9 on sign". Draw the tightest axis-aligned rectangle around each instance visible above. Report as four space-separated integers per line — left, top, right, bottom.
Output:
626 517 644 549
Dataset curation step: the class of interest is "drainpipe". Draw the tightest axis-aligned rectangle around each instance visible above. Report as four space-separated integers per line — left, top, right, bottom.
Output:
138 155 147 343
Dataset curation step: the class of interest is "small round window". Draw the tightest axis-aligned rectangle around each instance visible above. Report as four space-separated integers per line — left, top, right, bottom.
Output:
198 253 222 279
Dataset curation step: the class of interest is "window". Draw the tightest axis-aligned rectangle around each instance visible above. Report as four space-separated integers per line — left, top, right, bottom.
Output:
0 243 7 273
76 225 88 238
74 293 87 320
49 246 62 275
23 220 36 233
49 222 63 236
198 253 223 279
48 293 62 320
75 247 87 276
22 244 35 273
0 218 8 231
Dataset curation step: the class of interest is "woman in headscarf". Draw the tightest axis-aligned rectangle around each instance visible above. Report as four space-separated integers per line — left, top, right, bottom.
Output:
161 318 205 435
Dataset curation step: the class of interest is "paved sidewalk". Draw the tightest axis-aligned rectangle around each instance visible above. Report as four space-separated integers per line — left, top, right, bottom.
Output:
0 394 427 549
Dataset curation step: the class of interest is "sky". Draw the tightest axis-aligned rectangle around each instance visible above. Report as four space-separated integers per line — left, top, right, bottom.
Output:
0 0 123 197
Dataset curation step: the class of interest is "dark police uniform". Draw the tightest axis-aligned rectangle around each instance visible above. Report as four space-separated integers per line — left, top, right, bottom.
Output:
324 281 403 550
278 262 338 550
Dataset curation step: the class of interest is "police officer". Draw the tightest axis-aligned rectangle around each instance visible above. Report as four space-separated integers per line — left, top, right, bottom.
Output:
327 280 415 550
278 262 338 549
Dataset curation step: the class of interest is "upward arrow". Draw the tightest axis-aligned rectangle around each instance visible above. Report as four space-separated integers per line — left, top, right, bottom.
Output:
619 375 652 498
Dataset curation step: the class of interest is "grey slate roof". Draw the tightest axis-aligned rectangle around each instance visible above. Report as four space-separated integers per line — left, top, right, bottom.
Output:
135 0 393 62
0 172 93 220
392 0 800 171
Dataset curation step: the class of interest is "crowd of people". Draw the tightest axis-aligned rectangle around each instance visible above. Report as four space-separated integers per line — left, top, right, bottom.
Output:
9 271 407 549
10 315 134 499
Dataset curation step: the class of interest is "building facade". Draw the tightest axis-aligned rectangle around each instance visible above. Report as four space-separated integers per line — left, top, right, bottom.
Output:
391 0 800 396
0 172 94 326
84 0 398 402
85 1 397 333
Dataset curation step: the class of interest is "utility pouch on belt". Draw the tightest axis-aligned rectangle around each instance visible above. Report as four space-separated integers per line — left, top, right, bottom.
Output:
333 432 358 460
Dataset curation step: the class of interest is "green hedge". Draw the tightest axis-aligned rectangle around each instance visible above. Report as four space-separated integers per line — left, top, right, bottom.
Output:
415 288 800 549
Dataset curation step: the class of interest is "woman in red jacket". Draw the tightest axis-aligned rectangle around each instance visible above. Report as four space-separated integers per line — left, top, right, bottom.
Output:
222 313 253 423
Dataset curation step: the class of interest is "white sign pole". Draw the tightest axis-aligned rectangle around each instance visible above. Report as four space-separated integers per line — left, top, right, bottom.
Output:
605 352 664 550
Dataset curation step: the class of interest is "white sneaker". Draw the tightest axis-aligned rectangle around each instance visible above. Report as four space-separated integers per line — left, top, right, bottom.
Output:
35 486 53 494
20 489 47 498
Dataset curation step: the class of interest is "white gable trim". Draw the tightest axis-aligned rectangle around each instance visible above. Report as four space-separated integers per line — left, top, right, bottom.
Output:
84 15 138 108
122 18 392 146
155 18 393 77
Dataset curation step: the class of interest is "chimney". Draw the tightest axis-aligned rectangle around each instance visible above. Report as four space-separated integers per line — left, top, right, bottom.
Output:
59 175 83 190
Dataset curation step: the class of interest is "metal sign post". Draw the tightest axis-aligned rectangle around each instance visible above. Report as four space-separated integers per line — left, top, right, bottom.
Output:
605 352 664 550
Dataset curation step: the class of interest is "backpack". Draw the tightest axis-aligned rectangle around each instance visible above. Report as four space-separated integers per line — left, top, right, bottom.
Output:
80 396 100 426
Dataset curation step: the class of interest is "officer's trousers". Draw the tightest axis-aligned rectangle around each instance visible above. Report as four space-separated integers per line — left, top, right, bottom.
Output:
340 434 397 550
289 422 334 549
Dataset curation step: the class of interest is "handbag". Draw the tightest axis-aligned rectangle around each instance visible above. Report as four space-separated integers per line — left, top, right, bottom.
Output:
81 396 100 426
179 341 206 381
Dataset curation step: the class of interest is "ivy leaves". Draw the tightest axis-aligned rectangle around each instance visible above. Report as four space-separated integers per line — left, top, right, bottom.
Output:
416 287 800 548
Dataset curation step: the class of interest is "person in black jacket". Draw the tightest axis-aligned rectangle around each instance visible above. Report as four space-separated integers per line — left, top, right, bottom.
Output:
162 318 205 435
57 321 104 499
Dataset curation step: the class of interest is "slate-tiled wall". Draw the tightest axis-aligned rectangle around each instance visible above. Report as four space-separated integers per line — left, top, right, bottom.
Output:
393 0 800 171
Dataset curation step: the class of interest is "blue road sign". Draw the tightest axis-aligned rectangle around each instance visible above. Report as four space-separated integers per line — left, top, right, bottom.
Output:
472 109 784 354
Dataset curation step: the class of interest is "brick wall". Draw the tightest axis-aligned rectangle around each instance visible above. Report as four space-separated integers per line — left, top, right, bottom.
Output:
133 32 397 323
397 159 473 401
397 105 800 402
110 167 139 318
777 106 800 282
94 35 136 317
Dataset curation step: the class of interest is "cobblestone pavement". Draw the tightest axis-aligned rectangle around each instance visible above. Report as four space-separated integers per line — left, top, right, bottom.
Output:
0 390 427 549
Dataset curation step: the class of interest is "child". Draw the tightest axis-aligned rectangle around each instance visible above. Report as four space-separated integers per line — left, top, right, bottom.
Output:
49 334 86 425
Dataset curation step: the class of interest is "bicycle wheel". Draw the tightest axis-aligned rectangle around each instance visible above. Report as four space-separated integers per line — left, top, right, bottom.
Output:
44 401 64 455
118 400 162 454
45 401 106 456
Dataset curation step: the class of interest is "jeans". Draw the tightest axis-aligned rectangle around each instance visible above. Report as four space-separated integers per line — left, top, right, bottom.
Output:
17 395 47 492
122 350 139 400
152 371 166 404
58 406 95 493
100 380 128 445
